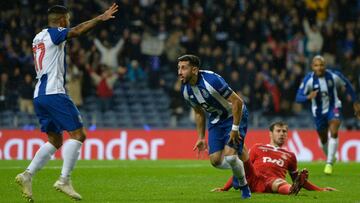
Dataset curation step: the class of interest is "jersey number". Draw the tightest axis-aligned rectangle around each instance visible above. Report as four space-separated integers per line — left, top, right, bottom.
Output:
32 42 45 72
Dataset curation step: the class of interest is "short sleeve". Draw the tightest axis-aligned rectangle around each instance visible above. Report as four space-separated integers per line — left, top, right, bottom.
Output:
208 73 233 99
47 27 69 45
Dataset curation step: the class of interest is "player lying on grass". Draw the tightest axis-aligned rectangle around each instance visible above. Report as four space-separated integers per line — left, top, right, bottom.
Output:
212 121 337 195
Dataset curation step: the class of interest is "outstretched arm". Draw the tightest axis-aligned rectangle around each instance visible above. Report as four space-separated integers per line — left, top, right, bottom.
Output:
303 180 337 191
67 3 118 39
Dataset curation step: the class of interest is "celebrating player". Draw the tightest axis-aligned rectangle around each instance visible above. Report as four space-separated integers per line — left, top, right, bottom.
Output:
295 55 360 174
213 121 336 194
177 54 251 199
15 3 118 202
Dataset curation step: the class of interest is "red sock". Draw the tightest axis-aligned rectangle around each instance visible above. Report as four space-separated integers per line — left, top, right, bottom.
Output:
278 183 291 195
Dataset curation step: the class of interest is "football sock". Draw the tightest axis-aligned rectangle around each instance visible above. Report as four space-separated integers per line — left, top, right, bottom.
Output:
26 142 57 176
224 155 247 187
61 139 82 179
327 137 338 164
215 158 231 169
278 182 291 195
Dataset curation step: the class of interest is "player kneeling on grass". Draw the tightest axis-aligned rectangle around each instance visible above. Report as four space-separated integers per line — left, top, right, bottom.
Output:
212 121 337 195
15 3 118 202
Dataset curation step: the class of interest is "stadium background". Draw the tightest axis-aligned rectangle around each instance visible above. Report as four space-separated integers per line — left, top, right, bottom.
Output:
0 0 360 161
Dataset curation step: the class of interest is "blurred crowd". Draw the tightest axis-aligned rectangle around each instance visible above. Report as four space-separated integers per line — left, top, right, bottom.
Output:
1 0 360 125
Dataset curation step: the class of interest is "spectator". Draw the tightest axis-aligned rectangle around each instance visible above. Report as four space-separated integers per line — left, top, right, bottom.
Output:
303 18 323 56
87 64 118 112
0 72 10 111
66 61 83 108
18 73 34 114
126 59 146 83
94 36 124 70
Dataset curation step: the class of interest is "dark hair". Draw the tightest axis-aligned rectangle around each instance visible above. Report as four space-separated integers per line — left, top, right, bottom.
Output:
269 121 288 132
47 5 69 15
177 54 200 68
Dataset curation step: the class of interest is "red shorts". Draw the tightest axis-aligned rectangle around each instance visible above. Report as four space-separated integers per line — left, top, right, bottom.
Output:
245 161 277 193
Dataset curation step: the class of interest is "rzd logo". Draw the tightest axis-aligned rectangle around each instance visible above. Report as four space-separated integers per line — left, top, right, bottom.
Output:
262 157 284 167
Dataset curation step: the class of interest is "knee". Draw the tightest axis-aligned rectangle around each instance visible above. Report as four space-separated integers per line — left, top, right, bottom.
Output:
70 129 87 143
49 139 63 149
225 155 238 165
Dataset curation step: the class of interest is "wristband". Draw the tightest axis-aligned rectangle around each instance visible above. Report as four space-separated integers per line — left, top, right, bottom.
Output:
231 124 239 131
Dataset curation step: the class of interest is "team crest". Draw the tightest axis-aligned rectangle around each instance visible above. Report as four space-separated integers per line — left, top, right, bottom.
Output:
281 154 288 160
201 88 209 98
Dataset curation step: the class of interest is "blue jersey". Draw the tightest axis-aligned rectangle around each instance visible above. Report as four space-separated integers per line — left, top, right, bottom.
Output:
296 69 357 117
32 27 69 98
181 70 236 125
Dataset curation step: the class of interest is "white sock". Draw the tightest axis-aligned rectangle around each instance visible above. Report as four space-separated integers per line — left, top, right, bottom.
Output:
61 139 82 179
327 137 338 164
225 155 247 187
321 141 328 156
215 158 231 169
26 142 57 176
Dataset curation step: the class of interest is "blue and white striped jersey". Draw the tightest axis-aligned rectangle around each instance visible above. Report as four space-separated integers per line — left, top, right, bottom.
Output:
181 70 235 125
32 27 69 98
296 69 357 117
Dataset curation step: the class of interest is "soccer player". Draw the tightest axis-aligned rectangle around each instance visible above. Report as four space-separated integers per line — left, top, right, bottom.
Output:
213 121 337 194
15 4 118 202
177 54 251 199
295 55 360 174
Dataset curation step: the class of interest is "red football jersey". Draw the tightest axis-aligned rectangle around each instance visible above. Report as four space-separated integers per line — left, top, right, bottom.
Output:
249 144 297 180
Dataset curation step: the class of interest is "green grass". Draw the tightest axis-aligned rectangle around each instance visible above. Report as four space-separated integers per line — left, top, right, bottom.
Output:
1 160 360 202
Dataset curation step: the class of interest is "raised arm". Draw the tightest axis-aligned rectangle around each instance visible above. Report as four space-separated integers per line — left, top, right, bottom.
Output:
67 3 118 39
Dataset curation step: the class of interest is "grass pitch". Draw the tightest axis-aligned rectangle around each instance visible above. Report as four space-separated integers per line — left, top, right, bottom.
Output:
1 160 359 202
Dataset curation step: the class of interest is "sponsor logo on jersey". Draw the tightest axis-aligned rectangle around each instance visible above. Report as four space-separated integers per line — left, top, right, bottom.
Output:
262 157 284 167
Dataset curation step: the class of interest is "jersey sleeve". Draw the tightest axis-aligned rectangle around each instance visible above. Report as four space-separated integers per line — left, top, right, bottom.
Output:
288 152 298 175
332 70 358 102
208 73 233 99
295 73 312 103
47 27 70 45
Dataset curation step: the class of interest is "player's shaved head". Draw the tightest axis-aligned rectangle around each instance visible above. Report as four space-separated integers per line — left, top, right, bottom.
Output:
269 121 288 132
47 5 69 24
177 54 201 68
312 55 325 64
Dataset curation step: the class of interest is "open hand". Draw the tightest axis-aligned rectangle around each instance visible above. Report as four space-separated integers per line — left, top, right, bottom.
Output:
193 138 208 159
211 188 226 192
322 187 337 191
228 130 241 146
99 3 118 21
